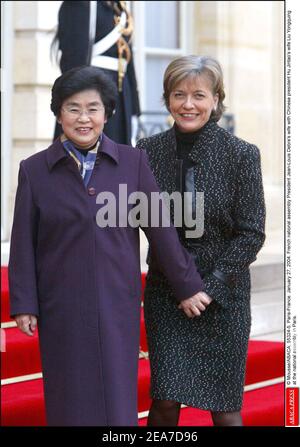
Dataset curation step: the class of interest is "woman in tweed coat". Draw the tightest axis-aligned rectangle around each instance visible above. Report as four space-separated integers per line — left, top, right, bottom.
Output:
136 55 266 426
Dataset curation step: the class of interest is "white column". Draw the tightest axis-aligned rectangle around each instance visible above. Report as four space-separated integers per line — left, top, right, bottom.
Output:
1 1 14 244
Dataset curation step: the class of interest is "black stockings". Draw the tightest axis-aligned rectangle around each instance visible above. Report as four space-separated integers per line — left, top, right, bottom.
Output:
147 399 243 427
211 410 243 426
147 399 181 426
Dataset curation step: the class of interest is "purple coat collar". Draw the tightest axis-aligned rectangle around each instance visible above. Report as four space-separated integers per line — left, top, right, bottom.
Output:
46 133 119 171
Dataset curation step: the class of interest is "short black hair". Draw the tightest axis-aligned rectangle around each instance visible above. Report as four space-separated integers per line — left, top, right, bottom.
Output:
50 65 118 118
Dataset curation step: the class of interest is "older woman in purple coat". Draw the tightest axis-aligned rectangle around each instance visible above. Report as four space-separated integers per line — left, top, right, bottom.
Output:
8 66 210 426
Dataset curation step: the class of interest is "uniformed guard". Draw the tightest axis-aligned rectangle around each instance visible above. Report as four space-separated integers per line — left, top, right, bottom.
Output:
52 1 141 145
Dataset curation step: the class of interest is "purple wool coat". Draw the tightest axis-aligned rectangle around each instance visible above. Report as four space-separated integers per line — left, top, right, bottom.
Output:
9 134 204 426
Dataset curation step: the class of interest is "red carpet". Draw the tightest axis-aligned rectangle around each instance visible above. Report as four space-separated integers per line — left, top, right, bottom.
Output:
1 378 284 427
140 307 148 353
1 328 42 380
1 379 46 427
245 340 284 385
1 266 284 426
1 266 12 323
139 383 284 427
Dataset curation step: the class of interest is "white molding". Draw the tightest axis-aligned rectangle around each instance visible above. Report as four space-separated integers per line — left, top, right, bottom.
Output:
145 48 184 57
244 376 284 392
1 372 43 386
1 321 17 329
139 351 149 360
180 0 191 54
138 410 149 420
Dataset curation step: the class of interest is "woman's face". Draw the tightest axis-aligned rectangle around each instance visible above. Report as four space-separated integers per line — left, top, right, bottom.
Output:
57 89 107 148
168 74 218 133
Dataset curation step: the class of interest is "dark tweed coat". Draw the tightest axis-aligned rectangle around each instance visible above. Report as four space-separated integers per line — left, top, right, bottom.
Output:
8 134 204 426
136 119 266 411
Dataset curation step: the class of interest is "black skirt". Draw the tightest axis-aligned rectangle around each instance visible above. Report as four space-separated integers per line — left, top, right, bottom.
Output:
144 275 251 412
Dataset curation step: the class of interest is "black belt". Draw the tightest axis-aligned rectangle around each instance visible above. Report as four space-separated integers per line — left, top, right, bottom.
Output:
211 269 236 288
198 267 236 288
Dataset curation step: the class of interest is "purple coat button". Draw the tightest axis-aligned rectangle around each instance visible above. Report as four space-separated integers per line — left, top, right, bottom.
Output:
88 187 96 196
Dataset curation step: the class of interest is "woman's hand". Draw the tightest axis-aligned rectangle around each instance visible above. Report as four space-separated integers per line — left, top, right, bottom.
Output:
15 314 37 336
178 292 213 318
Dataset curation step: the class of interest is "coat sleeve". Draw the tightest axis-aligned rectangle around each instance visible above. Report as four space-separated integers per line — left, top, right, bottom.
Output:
203 144 266 307
58 1 90 72
8 162 40 317
138 149 204 302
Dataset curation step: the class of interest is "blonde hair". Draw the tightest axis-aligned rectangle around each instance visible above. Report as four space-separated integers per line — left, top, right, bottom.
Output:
163 55 226 121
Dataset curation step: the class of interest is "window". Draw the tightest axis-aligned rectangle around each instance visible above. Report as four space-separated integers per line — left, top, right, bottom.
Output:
132 1 192 136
